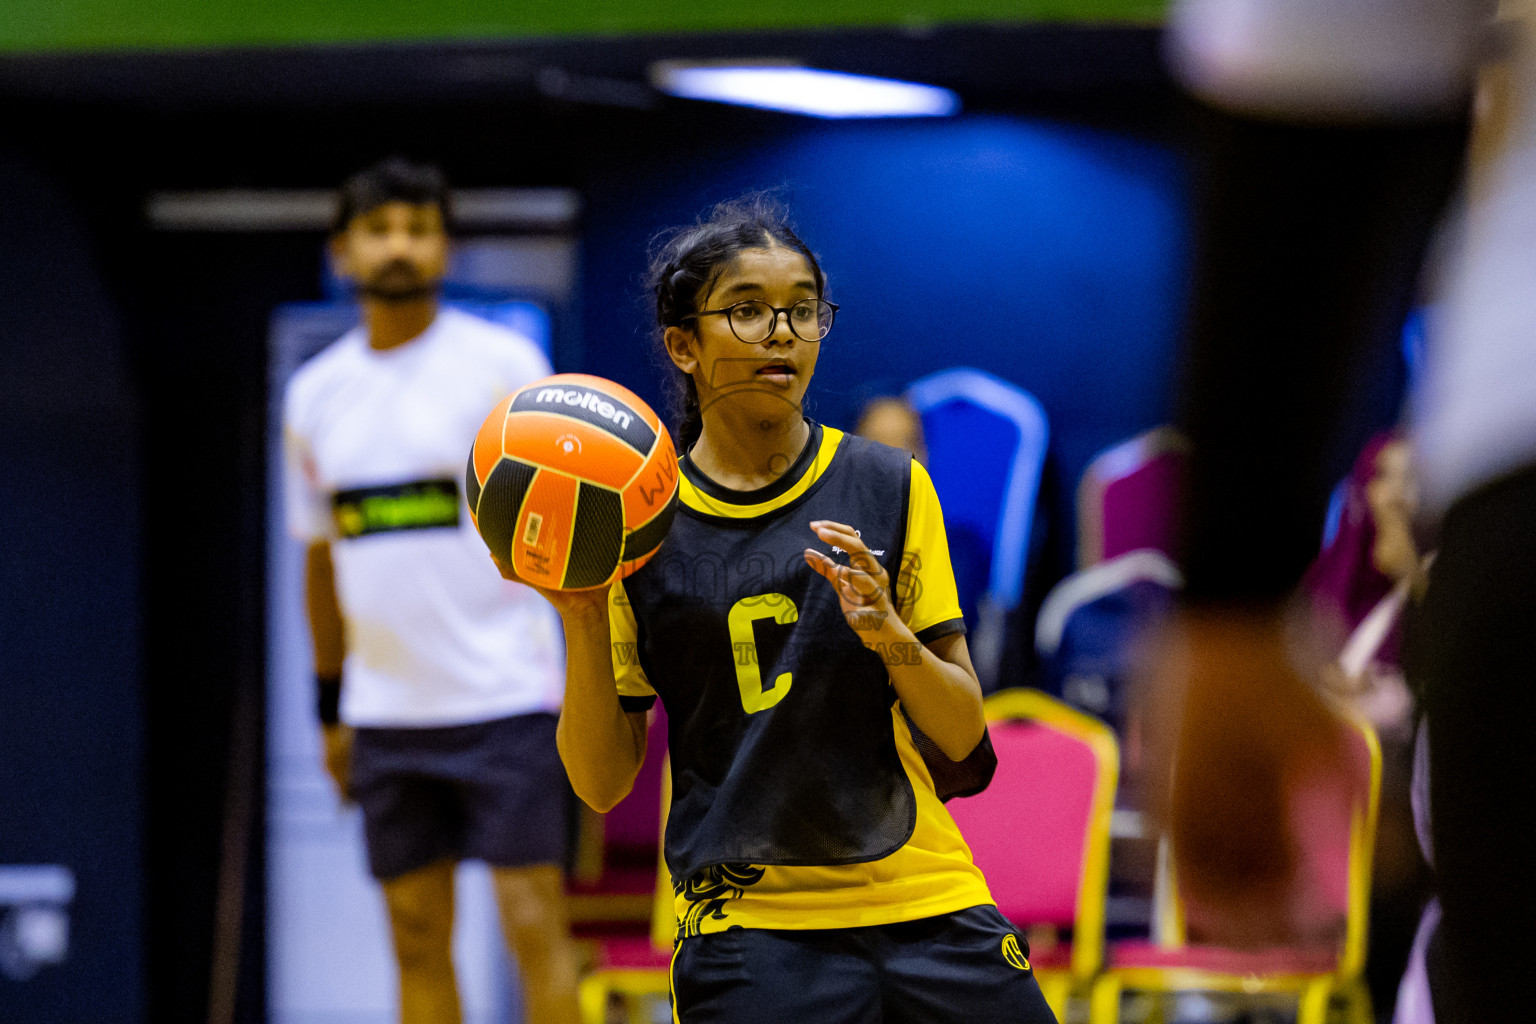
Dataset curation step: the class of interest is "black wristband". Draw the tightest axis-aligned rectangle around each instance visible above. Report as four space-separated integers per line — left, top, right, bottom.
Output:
316 674 342 726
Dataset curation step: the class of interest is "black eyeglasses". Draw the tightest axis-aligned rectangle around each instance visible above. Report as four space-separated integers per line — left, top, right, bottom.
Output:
685 298 838 343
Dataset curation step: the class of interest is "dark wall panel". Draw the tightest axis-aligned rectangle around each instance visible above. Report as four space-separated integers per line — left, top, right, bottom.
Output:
0 153 143 1022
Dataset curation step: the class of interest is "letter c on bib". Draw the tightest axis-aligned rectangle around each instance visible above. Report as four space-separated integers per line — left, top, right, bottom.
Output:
727 593 798 713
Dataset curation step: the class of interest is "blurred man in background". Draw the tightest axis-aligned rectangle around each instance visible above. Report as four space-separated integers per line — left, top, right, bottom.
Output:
283 158 580 1024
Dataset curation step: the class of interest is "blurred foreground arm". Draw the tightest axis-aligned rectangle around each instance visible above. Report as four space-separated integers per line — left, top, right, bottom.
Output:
1144 0 1477 944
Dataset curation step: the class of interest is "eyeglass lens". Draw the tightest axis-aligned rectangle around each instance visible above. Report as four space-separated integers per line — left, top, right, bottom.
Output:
729 300 833 343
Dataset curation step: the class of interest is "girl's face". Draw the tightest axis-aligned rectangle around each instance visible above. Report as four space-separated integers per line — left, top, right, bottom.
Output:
666 244 822 427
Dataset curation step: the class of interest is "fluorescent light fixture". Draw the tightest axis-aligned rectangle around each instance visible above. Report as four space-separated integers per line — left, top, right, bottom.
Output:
146 188 581 232
651 63 959 119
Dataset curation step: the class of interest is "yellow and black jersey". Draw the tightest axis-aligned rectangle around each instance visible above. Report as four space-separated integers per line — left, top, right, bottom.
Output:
609 422 994 934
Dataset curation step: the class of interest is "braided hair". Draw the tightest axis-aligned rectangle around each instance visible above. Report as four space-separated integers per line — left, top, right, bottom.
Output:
646 196 826 452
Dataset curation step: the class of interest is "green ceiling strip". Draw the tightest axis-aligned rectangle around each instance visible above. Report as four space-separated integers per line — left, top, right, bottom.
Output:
2 0 1165 55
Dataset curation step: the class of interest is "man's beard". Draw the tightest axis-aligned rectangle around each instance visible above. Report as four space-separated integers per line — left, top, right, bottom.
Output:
358 260 440 302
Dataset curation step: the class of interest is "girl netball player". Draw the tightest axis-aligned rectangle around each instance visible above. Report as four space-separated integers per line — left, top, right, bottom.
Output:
496 198 1055 1023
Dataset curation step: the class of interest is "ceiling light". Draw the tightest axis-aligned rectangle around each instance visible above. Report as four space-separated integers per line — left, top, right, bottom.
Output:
650 63 960 119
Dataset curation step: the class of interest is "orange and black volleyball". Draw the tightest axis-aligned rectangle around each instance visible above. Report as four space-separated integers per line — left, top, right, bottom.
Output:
467 373 679 590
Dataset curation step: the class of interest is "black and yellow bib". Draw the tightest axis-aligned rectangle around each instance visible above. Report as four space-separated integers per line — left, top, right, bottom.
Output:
620 424 917 879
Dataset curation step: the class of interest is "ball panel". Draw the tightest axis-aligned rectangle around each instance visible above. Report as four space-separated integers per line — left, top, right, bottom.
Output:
465 449 482 514
509 378 657 456
473 393 514 485
474 457 537 560
512 469 578 589
622 432 679 529
620 489 679 571
502 411 644 491
562 483 625 590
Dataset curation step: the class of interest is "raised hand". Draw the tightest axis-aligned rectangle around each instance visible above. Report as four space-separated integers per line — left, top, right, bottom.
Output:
804 520 897 639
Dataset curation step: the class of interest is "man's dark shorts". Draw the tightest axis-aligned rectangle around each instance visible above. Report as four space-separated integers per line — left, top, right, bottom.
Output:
350 711 568 880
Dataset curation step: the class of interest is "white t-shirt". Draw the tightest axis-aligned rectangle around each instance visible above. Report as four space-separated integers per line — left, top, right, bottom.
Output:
283 307 565 727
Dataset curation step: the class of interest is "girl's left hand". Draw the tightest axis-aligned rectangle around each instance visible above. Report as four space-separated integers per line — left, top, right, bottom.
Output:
804 520 898 639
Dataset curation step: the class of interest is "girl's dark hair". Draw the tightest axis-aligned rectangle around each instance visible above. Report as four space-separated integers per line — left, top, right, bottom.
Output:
331 157 453 236
646 195 826 451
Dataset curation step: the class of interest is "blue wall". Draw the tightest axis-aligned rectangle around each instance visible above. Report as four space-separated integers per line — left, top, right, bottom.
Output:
578 113 1189 575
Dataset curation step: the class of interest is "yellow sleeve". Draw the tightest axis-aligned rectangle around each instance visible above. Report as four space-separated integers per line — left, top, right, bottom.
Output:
609 580 658 710
898 460 967 641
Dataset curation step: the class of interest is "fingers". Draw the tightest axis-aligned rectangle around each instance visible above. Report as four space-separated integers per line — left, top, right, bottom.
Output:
803 547 884 607
810 519 863 551
488 552 614 623
489 551 532 586
807 520 887 607
803 548 840 582
809 521 886 578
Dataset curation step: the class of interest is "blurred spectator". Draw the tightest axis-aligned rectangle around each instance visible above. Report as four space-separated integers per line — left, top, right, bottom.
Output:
854 394 928 463
283 158 579 1024
1303 433 1427 738
1303 432 1435 1015
856 393 994 640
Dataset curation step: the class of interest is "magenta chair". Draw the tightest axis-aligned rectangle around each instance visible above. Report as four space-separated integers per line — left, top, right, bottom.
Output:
1076 426 1188 569
948 689 1120 1020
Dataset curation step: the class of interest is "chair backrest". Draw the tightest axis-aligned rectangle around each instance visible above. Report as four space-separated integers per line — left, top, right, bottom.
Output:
947 688 1119 981
1160 711 1381 976
1077 426 1187 569
1033 550 1181 728
1035 550 1183 662
905 368 1049 617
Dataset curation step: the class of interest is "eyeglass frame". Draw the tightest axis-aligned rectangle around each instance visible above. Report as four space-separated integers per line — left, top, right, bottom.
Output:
681 298 839 343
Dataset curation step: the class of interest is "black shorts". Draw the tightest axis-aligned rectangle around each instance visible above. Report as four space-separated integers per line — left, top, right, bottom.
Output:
671 905 1057 1024
349 711 569 880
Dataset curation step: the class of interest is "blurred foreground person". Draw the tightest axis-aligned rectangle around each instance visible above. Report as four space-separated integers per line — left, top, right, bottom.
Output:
1149 2 1536 1021
1403 25 1536 1020
283 158 580 1024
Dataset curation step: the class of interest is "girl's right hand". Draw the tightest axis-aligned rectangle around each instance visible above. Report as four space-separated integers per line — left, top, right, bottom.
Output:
489 552 609 622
